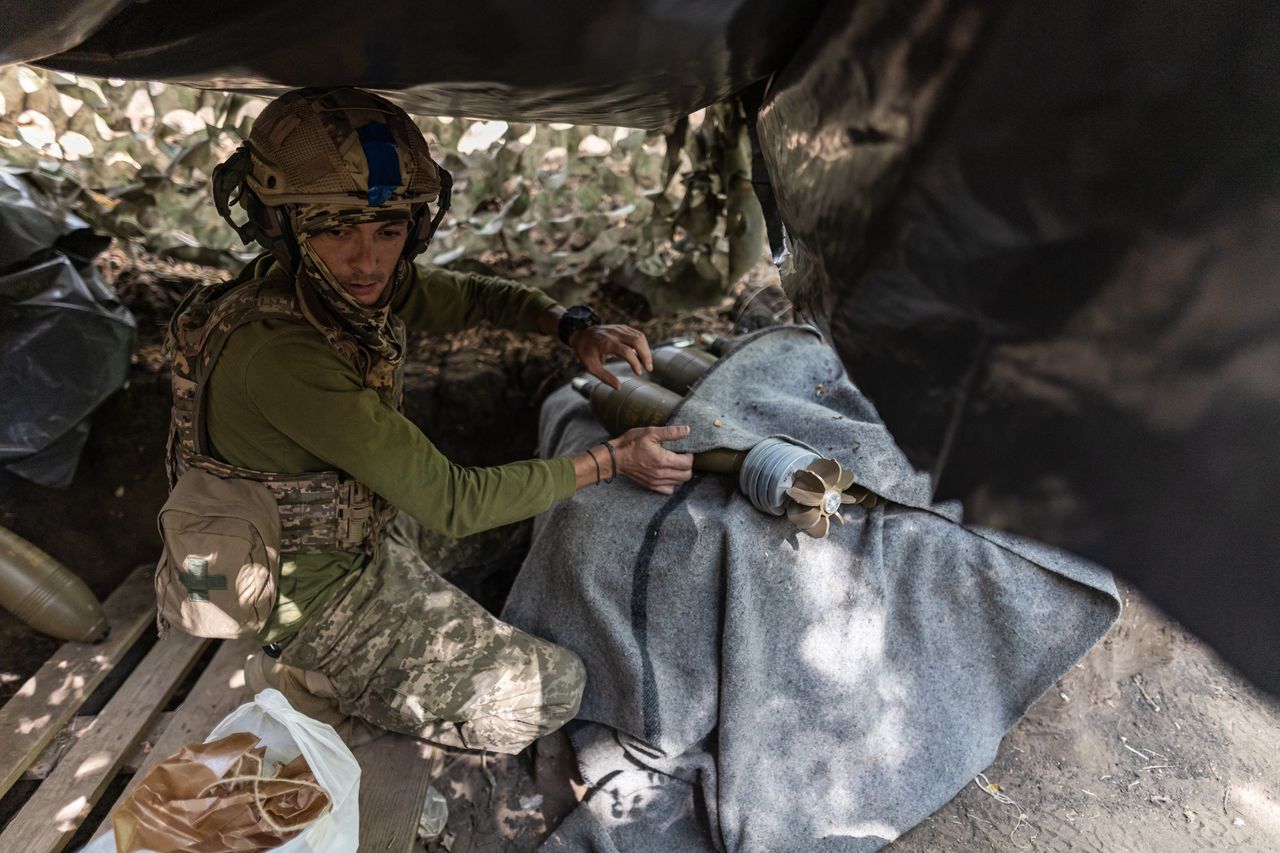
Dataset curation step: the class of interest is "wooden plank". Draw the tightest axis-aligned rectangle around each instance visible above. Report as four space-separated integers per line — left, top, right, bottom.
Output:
354 734 443 852
82 640 441 853
88 637 256 842
21 713 173 781
0 631 208 853
0 564 156 799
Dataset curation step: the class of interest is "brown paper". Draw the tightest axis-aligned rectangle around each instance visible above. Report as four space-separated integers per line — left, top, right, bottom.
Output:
112 732 331 853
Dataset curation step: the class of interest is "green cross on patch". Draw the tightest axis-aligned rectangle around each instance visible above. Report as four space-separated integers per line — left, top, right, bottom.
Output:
181 557 227 602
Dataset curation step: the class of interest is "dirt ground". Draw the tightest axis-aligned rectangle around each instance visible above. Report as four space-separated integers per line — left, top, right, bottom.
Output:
892 588 1280 852
1 250 1277 851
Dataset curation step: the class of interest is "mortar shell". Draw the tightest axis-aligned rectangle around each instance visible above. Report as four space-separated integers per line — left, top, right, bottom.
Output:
692 447 749 475
574 375 742 472
701 334 744 357
649 344 718 394
588 376 684 434
0 525 108 643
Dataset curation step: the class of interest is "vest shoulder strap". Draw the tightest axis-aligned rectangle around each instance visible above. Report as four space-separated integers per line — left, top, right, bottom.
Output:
165 274 394 555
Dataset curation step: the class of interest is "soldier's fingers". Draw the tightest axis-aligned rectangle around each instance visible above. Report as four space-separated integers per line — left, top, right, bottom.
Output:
657 468 693 486
646 462 692 484
599 369 623 390
647 424 692 442
659 449 694 471
612 342 645 376
582 352 621 390
627 329 654 371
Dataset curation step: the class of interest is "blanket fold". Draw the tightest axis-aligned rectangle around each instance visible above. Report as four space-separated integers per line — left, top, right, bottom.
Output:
504 327 1119 852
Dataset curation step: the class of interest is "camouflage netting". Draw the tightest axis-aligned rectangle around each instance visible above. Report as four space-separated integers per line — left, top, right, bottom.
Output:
8 2 1279 697
0 66 765 315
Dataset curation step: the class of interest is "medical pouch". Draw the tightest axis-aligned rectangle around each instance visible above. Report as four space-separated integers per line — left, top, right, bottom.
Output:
155 468 281 639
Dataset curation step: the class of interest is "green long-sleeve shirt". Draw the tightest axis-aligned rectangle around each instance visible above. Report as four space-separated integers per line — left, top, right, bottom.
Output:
203 260 575 642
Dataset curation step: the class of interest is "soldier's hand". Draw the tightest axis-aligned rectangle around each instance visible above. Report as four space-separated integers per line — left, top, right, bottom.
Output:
610 425 694 495
570 325 653 390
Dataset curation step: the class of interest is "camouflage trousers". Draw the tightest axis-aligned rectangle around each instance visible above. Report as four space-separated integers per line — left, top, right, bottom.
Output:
279 513 585 755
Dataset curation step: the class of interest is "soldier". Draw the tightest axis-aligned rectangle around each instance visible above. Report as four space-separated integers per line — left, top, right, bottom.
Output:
166 87 692 753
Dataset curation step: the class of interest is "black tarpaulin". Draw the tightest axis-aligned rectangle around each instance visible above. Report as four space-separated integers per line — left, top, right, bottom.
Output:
0 168 136 488
9 0 826 128
758 0 1280 691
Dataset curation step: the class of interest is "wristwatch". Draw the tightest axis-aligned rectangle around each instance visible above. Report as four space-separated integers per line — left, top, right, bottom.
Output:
557 304 602 345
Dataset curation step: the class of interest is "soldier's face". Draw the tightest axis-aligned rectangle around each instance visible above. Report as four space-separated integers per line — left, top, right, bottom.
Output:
306 220 410 305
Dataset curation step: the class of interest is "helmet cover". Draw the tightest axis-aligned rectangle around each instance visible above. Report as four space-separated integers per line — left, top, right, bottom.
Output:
212 87 452 271
244 87 442 210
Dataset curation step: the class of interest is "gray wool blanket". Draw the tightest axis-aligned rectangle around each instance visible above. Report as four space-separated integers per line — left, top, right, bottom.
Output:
502 327 1120 852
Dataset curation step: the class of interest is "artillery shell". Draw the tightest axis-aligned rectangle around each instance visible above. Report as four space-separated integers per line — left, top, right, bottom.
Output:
0 525 108 643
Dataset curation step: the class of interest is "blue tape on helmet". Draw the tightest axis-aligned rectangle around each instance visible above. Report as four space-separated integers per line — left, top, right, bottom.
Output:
357 122 402 206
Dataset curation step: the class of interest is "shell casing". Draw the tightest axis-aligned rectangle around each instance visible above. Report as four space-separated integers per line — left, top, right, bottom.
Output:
649 345 718 394
589 376 684 433
691 447 748 475
574 373 745 474
702 335 744 357
0 525 108 643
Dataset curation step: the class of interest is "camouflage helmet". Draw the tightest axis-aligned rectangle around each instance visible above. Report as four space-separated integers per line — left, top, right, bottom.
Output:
212 87 452 272
245 87 442 207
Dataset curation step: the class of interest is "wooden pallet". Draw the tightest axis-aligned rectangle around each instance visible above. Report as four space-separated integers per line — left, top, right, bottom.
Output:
0 564 440 852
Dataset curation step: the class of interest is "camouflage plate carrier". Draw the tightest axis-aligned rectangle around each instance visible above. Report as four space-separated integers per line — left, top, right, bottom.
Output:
165 271 400 557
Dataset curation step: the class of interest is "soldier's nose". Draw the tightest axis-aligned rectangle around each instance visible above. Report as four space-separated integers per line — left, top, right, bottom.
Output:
349 237 378 274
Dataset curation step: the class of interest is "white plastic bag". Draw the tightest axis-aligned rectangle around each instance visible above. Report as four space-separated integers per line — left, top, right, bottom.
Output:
79 688 360 852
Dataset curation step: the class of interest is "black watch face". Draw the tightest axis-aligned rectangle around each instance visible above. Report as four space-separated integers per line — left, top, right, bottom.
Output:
560 305 602 343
